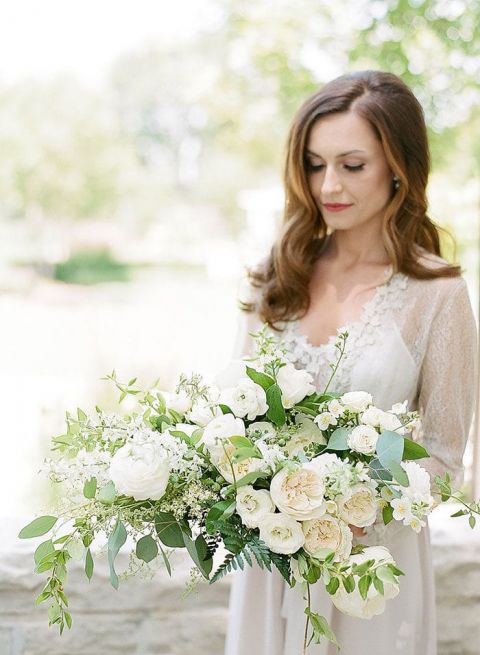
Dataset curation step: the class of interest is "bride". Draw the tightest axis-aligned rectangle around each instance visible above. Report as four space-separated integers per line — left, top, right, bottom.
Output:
224 70 477 654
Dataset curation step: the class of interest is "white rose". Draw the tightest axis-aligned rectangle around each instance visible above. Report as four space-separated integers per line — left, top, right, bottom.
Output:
332 546 399 619
110 442 170 501
276 364 315 409
360 406 385 428
236 485 275 528
220 379 268 420
338 483 378 527
187 398 222 427
347 425 379 455
167 390 192 415
258 512 305 554
209 441 264 484
341 391 373 413
270 464 327 520
378 411 404 433
302 516 353 561
201 414 246 449
390 400 408 415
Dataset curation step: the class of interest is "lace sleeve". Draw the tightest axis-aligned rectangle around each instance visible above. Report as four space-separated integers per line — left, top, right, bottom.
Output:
417 277 478 490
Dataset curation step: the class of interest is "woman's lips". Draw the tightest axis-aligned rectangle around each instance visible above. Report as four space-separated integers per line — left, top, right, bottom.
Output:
323 203 352 212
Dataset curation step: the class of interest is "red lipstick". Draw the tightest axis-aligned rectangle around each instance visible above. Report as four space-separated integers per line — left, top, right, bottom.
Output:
323 203 352 212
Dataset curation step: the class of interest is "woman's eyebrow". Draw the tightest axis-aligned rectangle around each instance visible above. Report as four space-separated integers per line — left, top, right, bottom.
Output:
306 148 366 158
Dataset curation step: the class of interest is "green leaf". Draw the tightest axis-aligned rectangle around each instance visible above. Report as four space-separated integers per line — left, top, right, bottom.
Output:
48 601 62 623
245 366 275 391
64 611 72 629
85 548 94 580
326 577 340 595
233 470 270 488
19 516 58 539
266 384 286 427
373 574 385 596
229 435 254 448
155 511 187 548
382 504 394 525
34 540 55 565
342 575 355 593
83 477 97 499
469 515 476 529
450 509 467 518
231 446 261 463
183 533 213 579
377 431 404 466
376 564 396 585
305 609 340 648
352 559 375 577
98 481 116 504
358 574 372 600
402 437 430 460
107 519 127 589
369 458 393 482
77 407 87 421
136 535 159 563
158 542 172 575
389 461 410 487
327 427 350 451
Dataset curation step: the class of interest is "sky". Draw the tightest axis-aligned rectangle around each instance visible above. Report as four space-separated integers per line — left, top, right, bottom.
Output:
0 0 221 86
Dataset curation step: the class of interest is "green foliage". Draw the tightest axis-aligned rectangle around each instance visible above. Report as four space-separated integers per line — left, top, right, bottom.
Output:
305 608 340 649
327 427 350 451
107 519 127 589
53 249 130 285
266 384 286 427
19 516 58 539
155 511 189 548
136 535 159 563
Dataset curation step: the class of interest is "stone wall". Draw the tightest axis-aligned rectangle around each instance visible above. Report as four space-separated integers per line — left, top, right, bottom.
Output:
1 507 479 655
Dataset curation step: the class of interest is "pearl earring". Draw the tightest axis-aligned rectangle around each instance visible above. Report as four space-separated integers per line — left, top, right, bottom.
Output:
393 176 400 190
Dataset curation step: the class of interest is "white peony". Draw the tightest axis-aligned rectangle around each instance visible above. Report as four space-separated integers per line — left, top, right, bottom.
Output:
258 512 305 554
341 391 373 413
201 414 246 450
302 516 353 561
338 483 378 527
109 442 170 501
347 425 379 455
236 485 275 528
167 390 192 415
270 464 327 520
220 379 268 420
332 546 399 619
276 364 315 409
400 461 432 501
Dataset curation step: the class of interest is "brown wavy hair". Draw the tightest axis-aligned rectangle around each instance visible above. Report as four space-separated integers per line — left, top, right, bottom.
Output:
245 70 460 329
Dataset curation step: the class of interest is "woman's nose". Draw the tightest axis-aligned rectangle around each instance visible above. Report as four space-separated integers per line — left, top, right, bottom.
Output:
321 166 343 194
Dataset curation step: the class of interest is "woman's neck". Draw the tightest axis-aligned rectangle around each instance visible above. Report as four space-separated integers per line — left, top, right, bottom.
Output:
322 228 390 268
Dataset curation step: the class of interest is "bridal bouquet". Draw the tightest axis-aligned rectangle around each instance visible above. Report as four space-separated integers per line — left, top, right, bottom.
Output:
19 327 479 651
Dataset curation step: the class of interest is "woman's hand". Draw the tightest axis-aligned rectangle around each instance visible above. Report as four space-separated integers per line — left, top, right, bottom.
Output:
349 524 367 538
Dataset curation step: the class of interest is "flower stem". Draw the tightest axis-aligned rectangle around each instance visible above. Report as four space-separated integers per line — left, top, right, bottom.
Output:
303 582 311 654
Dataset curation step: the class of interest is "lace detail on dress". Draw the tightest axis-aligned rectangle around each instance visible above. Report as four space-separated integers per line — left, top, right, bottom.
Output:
274 267 409 393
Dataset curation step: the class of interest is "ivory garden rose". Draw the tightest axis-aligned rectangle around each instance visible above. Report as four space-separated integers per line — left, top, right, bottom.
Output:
276 363 316 408
270 464 327 520
302 515 353 561
258 512 305 554
236 486 276 528
338 483 378 527
109 442 170 501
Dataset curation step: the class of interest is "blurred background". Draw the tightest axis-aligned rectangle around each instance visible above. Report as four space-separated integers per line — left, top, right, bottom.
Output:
1 1 479 653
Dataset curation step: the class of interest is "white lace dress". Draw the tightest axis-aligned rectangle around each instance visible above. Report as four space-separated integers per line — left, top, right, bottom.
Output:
224 255 478 655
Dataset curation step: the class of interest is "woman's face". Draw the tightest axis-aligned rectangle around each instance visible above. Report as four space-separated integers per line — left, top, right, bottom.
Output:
305 110 394 233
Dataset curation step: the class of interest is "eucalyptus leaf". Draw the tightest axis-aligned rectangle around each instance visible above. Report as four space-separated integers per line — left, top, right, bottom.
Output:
85 548 94 580
107 519 127 589
327 427 350 451
136 535 159 563
98 481 116 504
19 515 58 539
183 533 213 579
83 477 97 499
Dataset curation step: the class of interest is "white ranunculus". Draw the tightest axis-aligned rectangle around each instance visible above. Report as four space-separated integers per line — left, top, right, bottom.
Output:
270 464 327 520
109 442 170 501
285 414 327 457
258 512 305 554
276 364 315 409
360 406 385 428
341 391 373 413
302 516 353 561
220 379 268 420
332 546 399 619
187 398 222 427
214 359 248 389
347 425 379 455
236 485 275 528
338 483 378 527
201 414 246 449
209 441 264 484
167 390 192 415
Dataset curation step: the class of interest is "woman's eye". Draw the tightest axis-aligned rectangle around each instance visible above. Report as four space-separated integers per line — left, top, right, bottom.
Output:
344 164 364 172
306 162 324 172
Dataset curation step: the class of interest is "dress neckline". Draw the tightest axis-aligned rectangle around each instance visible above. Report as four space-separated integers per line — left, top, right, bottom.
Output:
291 264 395 351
